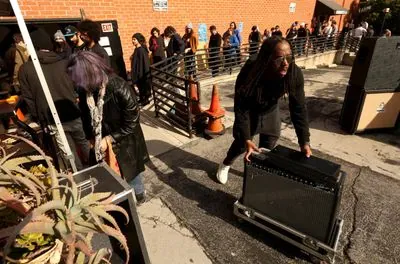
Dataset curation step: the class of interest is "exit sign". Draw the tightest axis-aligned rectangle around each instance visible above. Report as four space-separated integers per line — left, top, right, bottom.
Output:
101 23 114 33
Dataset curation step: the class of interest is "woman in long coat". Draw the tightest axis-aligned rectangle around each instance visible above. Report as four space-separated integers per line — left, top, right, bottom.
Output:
68 51 149 203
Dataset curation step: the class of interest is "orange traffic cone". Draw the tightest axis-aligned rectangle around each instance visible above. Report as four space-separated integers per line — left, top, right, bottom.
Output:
189 81 203 115
204 84 226 138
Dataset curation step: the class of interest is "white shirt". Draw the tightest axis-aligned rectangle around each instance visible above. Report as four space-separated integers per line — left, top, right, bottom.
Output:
352 27 367 38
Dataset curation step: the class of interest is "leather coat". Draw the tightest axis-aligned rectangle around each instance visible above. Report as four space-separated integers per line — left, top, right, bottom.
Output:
80 74 149 181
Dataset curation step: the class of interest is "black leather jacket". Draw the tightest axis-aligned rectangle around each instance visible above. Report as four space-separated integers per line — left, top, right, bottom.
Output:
79 74 149 181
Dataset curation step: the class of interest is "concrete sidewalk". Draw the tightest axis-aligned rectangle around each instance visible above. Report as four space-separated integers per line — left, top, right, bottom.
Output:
136 65 399 263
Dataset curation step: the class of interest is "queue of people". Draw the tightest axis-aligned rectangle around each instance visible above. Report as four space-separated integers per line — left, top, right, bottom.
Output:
1 17 394 206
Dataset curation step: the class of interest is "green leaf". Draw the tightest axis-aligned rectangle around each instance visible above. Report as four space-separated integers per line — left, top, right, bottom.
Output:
97 204 129 225
79 192 113 207
12 166 46 191
86 206 121 232
88 248 111 264
2 155 46 168
3 200 64 255
75 251 86 264
102 225 130 264
0 150 19 165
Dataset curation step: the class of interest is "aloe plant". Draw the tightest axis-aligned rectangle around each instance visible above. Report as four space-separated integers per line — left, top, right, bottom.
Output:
0 135 130 264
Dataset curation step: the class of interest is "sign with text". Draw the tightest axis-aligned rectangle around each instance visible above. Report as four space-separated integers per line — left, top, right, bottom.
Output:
153 0 168 11
101 23 114 33
289 2 296 13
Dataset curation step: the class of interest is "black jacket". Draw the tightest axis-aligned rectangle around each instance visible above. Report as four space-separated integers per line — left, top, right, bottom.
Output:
166 34 185 57
19 50 81 125
87 43 111 66
79 75 149 181
131 46 151 99
233 57 310 145
209 33 222 49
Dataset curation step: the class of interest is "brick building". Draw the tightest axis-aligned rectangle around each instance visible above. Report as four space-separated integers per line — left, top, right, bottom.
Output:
6 0 357 68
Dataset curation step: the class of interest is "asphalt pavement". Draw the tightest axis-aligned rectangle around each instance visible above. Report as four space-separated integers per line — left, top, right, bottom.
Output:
143 132 400 264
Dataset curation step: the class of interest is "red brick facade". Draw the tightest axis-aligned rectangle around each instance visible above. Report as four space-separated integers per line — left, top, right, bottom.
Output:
12 0 355 67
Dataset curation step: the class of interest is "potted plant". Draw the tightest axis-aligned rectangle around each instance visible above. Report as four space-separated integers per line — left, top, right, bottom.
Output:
0 135 130 263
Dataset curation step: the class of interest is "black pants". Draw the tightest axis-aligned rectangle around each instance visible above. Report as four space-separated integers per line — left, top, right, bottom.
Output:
224 103 281 165
184 51 196 77
208 48 220 76
223 134 279 166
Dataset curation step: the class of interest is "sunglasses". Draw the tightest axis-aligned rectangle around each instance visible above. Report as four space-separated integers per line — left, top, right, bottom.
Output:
272 55 293 66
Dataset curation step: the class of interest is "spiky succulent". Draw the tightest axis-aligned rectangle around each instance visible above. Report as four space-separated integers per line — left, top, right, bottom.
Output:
0 135 130 264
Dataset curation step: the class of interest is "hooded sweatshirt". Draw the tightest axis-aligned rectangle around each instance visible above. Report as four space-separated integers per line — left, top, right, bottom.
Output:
18 50 81 125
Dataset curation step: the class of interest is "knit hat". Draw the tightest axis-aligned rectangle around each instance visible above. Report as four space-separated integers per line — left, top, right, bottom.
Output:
30 28 53 51
186 23 193 29
64 25 78 37
54 30 66 42
132 33 145 45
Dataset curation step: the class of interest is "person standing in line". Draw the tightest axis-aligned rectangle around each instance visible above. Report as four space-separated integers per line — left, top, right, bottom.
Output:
19 28 90 170
208 25 222 77
216 36 311 184
222 30 236 71
131 33 151 107
297 23 308 56
262 29 271 41
77 19 111 66
163 26 185 76
272 25 283 37
366 25 374 37
226 22 242 64
286 23 298 40
383 29 391 38
4 33 29 94
223 27 240 70
149 27 166 65
68 51 149 204
182 24 198 78
350 24 367 51
286 23 298 55
64 25 86 53
248 25 262 55
54 30 72 60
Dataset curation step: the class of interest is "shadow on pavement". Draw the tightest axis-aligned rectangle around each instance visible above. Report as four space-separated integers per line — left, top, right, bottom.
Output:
145 139 317 264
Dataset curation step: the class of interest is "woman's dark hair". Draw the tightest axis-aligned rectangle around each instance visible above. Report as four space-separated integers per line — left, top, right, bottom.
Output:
238 36 296 103
164 26 176 38
132 33 146 46
210 25 216 31
77 19 101 43
251 25 257 31
151 27 160 36
67 51 113 93
230 22 237 29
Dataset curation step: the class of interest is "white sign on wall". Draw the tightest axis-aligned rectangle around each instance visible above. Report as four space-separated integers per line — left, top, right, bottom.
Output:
289 2 296 13
153 0 168 11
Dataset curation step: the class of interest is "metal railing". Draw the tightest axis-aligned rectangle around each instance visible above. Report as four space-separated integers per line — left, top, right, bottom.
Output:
150 64 205 138
151 32 360 83
148 31 362 137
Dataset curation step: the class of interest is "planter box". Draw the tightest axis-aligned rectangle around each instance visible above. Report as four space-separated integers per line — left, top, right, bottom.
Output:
70 163 150 264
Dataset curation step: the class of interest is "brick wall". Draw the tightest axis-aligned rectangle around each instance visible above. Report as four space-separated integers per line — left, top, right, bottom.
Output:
14 0 353 68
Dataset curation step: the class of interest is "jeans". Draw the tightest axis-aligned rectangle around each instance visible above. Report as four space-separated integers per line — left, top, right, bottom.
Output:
49 118 90 171
129 171 145 196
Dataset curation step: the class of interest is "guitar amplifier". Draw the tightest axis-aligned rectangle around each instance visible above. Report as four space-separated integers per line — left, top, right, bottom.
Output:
242 145 345 244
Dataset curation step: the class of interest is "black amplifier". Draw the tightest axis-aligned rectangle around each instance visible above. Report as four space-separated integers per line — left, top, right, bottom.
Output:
242 145 345 244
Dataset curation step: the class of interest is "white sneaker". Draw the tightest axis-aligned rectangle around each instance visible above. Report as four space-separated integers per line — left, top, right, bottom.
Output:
216 163 230 184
